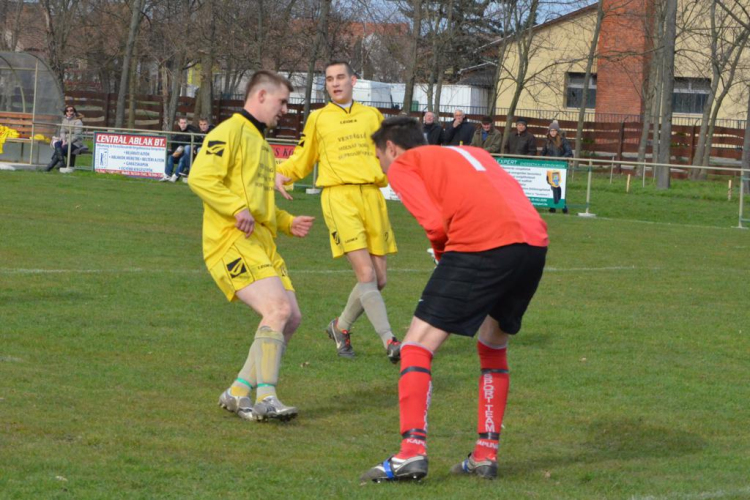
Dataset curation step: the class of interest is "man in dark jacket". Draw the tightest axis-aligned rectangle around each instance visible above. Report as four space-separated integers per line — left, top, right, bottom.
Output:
161 116 199 182
444 109 475 146
422 111 444 145
504 117 537 156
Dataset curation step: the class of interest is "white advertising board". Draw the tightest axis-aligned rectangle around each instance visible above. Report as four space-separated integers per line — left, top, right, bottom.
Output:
94 133 168 179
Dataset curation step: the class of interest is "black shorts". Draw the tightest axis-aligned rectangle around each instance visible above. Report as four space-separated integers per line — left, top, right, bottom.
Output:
414 243 547 337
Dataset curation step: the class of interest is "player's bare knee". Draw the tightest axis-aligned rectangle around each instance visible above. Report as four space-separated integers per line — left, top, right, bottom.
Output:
355 266 377 284
263 299 293 326
286 309 302 333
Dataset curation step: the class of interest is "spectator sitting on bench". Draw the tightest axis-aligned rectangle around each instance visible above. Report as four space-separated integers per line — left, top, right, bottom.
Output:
180 117 215 182
160 116 198 182
46 105 84 173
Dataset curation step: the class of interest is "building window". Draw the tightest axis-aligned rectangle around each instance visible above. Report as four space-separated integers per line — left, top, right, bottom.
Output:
673 78 710 114
566 73 596 109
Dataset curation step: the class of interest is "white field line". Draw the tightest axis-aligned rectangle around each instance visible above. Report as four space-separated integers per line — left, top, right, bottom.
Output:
0 265 654 275
630 485 750 500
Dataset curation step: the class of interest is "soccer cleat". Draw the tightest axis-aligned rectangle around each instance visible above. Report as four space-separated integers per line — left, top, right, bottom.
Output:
326 318 354 358
386 338 401 364
59 167 74 173
450 453 498 479
218 389 254 421
253 395 298 422
360 455 428 484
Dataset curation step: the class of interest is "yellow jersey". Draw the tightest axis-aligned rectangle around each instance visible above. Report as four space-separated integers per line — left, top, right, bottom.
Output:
278 102 388 188
189 111 294 268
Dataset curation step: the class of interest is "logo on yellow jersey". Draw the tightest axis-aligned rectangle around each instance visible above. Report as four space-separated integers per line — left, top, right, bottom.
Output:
206 140 226 157
227 257 248 278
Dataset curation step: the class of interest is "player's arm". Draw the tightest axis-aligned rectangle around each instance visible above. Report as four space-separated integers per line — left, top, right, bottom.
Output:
275 208 314 237
277 113 320 183
388 164 448 260
188 128 246 219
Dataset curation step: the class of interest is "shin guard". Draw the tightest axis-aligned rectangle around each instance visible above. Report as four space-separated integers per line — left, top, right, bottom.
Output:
474 341 509 461
396 343 433 458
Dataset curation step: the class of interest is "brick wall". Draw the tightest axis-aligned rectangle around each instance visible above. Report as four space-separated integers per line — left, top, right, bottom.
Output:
596 0 653 117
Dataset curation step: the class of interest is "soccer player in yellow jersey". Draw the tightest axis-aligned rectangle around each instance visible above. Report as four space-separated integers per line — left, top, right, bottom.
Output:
190 70 315 422
275 60 401 363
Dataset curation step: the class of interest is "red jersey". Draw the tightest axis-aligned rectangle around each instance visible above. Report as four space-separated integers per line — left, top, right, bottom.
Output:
388 146 548 259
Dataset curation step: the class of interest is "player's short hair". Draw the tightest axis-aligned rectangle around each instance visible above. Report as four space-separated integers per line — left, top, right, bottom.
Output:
198 116 209 123
244 70 294 102
325 60 356 77
371 116 427 151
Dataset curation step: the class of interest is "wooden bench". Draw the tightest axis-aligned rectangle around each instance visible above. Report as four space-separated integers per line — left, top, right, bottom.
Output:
1 112 69 164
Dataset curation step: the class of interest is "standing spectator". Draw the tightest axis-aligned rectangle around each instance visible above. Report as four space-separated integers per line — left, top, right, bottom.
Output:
541 120 572 213
160 117 198 182
45 105 84 173
443 109 475 146
504 117 537 156
422 111 443 145
470 116 503 154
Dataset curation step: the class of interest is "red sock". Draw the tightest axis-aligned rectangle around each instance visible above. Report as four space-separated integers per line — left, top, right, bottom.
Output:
474 341 509 462
395 343 433 459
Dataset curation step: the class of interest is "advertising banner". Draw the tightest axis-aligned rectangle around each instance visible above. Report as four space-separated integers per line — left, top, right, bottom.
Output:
94 133 167 179
495 157 568 209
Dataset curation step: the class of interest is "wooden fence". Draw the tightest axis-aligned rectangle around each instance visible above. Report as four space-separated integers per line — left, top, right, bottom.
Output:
64 90 745 167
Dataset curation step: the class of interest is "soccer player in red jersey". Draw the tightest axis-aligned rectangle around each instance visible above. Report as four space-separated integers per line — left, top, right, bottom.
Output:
360 116 548 483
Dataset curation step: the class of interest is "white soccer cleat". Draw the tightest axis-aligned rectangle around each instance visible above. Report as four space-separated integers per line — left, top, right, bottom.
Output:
218 389 255 421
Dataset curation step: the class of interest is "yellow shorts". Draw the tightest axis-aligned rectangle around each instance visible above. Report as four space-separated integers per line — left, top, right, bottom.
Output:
321 184 398 258
208 225 294 302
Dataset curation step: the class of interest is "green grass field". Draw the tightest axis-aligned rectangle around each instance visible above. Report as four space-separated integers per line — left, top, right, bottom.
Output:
1 170 749 499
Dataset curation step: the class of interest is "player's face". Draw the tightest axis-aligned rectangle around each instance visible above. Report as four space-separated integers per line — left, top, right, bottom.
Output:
199 121 209 132
258 86 290 128
178 119 187 130
325 64 355 104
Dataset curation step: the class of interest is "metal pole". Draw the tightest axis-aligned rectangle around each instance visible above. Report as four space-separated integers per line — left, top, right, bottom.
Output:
739 167 746 229
578 159 597 218
609 162 614 184
29 59 39 165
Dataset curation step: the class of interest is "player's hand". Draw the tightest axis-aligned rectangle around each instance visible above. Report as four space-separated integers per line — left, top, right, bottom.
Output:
290 216 314 237
275 172 294 200
234 209 255 238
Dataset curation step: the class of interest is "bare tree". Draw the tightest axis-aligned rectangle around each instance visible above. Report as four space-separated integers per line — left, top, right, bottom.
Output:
115 0 146 127
402 0 423 111
656 0 677 189
303 0 332 120
500 0 540 151
39 0 81 91
573 0 605 162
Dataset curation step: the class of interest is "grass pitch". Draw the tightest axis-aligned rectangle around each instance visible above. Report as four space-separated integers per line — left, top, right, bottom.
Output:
1 170 749 499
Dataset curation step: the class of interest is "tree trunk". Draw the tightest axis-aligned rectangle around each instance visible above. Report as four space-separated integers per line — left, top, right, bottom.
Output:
402 0 423 112
656 0 678 189
501 0 539 152
127 42 139 129
303 0 331 121
743 90 750 194
575 0 604 164
115 0 146 128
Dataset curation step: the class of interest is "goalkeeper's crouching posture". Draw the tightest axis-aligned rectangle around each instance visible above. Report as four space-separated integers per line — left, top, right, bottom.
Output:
189 70 314 422
360 117 548 483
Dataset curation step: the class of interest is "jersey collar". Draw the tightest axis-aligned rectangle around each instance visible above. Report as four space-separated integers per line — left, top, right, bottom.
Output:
239 109 266 134
331 101 355 114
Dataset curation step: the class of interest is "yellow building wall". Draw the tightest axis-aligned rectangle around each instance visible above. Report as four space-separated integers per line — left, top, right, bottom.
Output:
494 1 750 122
